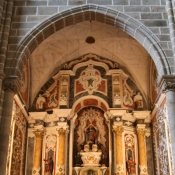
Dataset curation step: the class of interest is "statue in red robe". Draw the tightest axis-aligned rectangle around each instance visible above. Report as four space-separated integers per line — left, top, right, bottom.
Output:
44 157 54 175
127 157 136 175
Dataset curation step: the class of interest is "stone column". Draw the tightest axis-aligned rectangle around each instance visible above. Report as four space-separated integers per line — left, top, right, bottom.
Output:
56 128 67 175
32 129 44 175
0 78 17 175
0 71 5 116
137 124 148 175
113 123 124 175
164 82 175 169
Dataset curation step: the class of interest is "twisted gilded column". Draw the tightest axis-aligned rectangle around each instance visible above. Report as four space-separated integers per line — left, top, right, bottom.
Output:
32 129 44 175
113 123 124 175
137 124 148 175
56 128 67 175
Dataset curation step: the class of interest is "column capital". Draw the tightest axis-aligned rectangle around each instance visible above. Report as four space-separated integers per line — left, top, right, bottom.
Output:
57 127 69 135
33 129 44 138
3 76 20 93
112 125 124 135
164 81 175 91
136 124 146 136
158 75 175 92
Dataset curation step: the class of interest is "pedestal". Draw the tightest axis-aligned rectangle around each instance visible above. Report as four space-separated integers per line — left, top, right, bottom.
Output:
80 151 102 167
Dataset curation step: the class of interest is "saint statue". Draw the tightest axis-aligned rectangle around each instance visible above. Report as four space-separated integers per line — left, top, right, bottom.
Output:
126 157 136 175
43 157 54 175
133 92 143 109
86 126 96 144
36 94 46 110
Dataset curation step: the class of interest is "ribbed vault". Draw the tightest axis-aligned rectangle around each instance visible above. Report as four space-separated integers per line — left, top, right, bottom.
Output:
6 4 171 106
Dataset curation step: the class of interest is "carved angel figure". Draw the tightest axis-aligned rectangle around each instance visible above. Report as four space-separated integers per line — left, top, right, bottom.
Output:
133 92 143 109
36 94 46 109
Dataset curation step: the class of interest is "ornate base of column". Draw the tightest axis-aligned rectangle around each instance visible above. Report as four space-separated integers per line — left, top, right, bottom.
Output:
56 165 65 175
115 164 124 175
32 167 40 175
139 165 148 175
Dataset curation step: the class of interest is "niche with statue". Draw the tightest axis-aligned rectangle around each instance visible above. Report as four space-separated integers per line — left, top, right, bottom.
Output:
73 107 109 167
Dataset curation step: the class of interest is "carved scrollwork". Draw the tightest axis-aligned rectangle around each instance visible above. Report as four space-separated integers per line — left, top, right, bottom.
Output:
153 106 174 175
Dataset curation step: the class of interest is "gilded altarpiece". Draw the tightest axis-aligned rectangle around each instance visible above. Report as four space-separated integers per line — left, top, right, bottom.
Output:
153 105 174 175
6 98 27 175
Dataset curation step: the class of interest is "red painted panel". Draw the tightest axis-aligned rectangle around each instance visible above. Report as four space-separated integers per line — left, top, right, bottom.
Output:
75 103 81 112
83 99 98 106
101 102 107 111
75 80 84 94
97 80 106 93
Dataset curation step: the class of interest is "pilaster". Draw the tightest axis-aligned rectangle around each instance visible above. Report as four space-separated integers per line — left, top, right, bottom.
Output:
32 128 44 175
158 76 175 170
113 122 124 175
136 124 148 175
56 127 69 175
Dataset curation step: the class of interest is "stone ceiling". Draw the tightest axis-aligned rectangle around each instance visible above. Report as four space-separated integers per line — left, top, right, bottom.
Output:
29 21 151 104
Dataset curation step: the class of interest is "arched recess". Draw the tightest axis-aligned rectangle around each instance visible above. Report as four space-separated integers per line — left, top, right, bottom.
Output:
9 4 171 85
71 95 109 114
68 96 110 174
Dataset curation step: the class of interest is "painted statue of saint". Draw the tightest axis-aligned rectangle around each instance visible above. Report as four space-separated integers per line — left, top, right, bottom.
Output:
126 157 136 175
133 92 143 109
86 127 96 144
36 94 46 109
43 157 54 175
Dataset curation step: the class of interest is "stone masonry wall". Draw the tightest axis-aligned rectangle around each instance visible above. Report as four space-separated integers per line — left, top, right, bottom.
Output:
5 0 173 72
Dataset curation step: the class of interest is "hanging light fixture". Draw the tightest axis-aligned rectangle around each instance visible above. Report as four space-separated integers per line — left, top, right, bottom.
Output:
86 20 95 44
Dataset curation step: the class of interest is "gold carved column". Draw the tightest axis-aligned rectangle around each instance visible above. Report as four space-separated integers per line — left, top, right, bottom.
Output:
56 128 68 175
137 124 148 175
113 123 124 175
32 129 43 175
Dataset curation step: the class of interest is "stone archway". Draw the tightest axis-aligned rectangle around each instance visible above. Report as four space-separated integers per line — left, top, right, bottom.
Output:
8 4 171 85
